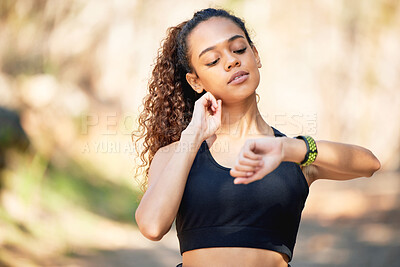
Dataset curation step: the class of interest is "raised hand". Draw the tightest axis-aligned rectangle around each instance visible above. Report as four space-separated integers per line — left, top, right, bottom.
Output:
230 137 284 184
184 92 222 142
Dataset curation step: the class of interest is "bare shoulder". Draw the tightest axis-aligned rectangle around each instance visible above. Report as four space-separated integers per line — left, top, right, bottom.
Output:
147 141 180 186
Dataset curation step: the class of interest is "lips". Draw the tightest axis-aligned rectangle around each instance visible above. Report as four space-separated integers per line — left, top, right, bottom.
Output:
228 71 249 84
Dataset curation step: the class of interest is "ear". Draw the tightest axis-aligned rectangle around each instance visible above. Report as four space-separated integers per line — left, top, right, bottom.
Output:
252 45 262 68
186 72 204 93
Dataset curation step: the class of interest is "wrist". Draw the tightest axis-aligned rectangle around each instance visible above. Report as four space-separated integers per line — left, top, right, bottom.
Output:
181 125 203 150
281 137 308 163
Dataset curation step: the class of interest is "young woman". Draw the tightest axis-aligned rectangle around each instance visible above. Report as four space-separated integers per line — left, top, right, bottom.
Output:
134 8 381 267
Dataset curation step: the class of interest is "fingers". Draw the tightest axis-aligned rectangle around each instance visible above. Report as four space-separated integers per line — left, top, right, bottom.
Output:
229 140 263 178
233 175 263 185
197 92 222 119
232 166 266 184
233 177 248 184
242 141 262 160
232 156 282 184
230 169 257 178
230 161 263 178
214 99 222 116
199 92 218 111
230 138 282 184
204 92 218 108
238 157 263 167
232 145 263 170
233 158 263 172
233 177 255 184
243 151 262 160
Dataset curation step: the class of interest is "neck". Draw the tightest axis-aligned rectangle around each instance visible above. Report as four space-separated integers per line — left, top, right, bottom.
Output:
216 93 271 139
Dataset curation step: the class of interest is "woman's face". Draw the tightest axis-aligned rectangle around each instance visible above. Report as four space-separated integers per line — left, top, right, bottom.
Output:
186 17 262 104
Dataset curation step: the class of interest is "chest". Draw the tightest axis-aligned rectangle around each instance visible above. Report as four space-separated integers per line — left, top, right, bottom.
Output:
206 139 247 169
208 147 240 169
181 147 309 222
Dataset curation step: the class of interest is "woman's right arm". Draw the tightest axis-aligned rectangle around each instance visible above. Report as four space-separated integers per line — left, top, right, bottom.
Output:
135 92 222 241
135 128 202 241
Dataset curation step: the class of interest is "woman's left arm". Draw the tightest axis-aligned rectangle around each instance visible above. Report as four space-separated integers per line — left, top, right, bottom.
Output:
230 137 381 184
282 138 381 182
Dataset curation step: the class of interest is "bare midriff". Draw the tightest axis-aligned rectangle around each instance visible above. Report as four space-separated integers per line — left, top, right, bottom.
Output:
182 247 289 267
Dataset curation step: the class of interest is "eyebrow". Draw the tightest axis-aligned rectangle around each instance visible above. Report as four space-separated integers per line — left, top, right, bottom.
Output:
198 35 245 58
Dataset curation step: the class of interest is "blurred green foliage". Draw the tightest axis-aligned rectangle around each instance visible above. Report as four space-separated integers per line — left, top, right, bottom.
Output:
5 152 140 223
44 161 139 223
0 150 141 265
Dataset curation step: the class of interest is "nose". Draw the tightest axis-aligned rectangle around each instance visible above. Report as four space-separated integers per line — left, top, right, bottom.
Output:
224 53 241 71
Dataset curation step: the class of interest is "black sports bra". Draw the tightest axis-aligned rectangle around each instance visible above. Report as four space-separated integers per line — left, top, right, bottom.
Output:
175 127 309 262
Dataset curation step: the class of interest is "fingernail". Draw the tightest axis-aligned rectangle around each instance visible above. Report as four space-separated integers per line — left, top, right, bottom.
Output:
259 161 264 166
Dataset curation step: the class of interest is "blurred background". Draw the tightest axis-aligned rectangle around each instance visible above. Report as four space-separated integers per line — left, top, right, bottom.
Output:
0 0 399 266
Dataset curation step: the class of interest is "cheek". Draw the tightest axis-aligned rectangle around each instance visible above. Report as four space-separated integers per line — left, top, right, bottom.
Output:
199 69 224 86
247 54 259 67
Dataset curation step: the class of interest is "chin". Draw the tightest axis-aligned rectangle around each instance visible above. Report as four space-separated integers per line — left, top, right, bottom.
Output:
221 90 258 104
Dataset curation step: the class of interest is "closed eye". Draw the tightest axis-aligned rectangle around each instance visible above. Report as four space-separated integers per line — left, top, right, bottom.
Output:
206 47 246 67
234 47 247 54
206 58 219 66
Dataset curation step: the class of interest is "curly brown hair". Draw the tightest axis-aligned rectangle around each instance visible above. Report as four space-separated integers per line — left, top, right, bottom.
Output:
133 8 254 192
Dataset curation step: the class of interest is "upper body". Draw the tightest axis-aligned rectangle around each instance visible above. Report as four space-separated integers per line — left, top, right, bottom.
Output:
176 126 308 266
134 8 381 267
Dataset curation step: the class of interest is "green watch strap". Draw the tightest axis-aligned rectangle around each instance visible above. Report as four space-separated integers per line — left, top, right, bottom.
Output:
295 135 318 166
